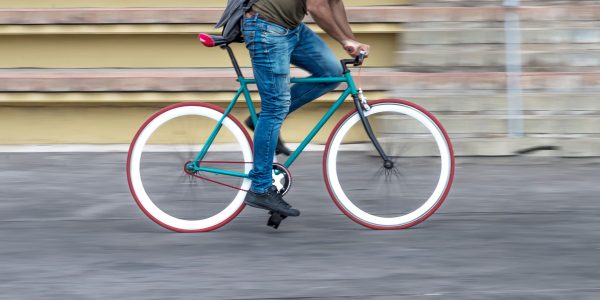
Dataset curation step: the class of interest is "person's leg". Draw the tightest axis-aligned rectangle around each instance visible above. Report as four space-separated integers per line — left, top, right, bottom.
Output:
242 17 296 193
289 23 344 114
244 112 292 156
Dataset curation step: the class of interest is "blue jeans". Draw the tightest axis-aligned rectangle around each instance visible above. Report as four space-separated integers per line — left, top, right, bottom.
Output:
242 15 343 193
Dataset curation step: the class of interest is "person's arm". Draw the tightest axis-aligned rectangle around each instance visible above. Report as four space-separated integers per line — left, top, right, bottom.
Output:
306 0 348 44
329 0 355 40
306 0 370 57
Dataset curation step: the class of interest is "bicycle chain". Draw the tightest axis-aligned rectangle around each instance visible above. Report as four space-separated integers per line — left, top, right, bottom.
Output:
184 160 252 192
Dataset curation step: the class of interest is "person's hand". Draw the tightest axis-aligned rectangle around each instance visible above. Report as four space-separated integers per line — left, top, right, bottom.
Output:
343 40 370 58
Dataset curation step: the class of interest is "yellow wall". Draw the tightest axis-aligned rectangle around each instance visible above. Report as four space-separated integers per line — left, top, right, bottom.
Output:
0 1 403 145
0 102 362 144
0 32 397 68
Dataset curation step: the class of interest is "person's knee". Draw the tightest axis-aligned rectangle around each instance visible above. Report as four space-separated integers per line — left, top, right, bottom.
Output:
321 60 343 78
332 62 344 77
260 98 290 120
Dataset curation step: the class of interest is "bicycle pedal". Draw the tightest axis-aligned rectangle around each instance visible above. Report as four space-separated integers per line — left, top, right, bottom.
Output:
267 212 287 229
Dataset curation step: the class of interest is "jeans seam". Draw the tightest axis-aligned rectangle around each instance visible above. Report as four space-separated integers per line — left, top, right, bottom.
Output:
251 32 280 193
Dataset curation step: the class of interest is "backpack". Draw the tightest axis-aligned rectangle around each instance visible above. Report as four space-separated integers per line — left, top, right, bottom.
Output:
214 0 260 43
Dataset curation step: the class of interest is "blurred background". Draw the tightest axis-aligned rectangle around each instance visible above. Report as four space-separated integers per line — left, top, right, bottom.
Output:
1 1 600 299
1 0 598 156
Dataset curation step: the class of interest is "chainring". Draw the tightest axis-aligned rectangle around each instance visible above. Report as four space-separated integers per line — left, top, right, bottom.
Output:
272 163 292 196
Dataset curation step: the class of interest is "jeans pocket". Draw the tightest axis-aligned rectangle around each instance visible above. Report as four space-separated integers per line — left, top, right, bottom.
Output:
243 30 256 51
264 23 288 36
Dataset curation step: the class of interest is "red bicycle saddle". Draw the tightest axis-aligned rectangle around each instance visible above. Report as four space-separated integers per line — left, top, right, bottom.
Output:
198 33 230 48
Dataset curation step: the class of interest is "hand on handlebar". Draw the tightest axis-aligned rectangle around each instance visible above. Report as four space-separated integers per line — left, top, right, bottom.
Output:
343 40 370 58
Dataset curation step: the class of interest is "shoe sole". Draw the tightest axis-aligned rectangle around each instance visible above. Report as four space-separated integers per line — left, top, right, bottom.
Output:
244 200 300 217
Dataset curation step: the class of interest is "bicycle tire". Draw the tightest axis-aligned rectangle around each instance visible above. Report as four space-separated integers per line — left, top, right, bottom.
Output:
127 102 253 232
323 99 455 230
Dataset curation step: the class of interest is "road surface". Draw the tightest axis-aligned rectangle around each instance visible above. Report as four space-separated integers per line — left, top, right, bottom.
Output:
1 152 599 299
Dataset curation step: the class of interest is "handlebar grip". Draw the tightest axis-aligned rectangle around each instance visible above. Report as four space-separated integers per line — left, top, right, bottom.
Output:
355 51 367 66
344 46 367 65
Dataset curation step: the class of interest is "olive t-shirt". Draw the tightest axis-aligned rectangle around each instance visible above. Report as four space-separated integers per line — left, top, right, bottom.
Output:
252 0 307 29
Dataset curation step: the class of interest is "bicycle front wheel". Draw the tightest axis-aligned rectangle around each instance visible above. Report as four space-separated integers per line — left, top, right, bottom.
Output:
127 102 253 232
324 99 454 230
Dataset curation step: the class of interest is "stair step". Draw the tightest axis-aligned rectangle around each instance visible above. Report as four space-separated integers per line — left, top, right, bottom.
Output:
415 0 600 7
1 69 598 93
382 136 600 157
0 6 402 25
0 0 409 9
403 28 600 45
0 68 391 92
397 49 600 72
0 92 596 114
395 94 600 112
1 5 598 24
0 28 396 68
378 115 600 135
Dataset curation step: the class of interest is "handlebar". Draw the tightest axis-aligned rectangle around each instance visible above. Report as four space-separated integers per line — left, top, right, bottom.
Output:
341 50 367 73
355 51 367 66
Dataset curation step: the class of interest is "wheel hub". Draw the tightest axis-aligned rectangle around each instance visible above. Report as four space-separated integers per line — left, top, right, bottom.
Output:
184 161 198 173
384 160 395 170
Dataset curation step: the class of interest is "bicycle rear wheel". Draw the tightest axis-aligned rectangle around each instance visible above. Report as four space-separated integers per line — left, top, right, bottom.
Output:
127 102 253 232
323 99 454 230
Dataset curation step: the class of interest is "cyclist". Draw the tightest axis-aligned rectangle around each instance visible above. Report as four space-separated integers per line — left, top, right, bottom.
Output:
242 0 371 217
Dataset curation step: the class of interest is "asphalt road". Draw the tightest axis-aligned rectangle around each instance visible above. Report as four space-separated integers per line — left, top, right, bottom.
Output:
1 152 599 299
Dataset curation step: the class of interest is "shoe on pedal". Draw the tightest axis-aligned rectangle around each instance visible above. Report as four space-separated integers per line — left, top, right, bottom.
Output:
244 186 300 217
245 115 292 156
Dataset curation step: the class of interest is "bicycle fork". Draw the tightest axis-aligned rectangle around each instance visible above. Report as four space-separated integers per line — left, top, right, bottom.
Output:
351 92 395 170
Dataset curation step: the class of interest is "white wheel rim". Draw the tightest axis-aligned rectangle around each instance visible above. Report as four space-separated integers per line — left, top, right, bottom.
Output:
129 106 252 231
327 103 452 227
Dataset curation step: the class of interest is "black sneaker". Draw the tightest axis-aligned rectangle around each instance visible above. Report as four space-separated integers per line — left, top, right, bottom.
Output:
244 186 300 217
245 115 292 156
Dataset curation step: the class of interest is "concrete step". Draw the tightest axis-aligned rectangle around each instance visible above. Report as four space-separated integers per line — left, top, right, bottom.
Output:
0 101 360 145
405 20 600 30
394 5 600 72
2 5 598 24
378 115 600 135
0 27 398 68
414 0 600 7
397 49 600 72
0 0 409 9
383 136 600 157
0 6 408 25
1 69 598 93
1 101 597 156
394 94 600 112
0 68 392 92
0 92 596 114
0 7 401 69
389 72 600 93
403 27 600 45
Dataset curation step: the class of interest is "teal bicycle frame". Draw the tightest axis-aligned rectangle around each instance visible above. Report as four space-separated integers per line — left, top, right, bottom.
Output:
189 46 363 180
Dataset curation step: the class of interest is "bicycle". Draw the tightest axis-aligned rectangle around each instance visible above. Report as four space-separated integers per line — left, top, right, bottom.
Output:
126 33 455 232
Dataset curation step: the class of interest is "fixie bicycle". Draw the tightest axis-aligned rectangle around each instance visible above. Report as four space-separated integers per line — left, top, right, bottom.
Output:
126 33 455 232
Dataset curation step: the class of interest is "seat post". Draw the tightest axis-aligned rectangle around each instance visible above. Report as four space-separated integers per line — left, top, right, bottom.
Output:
222 45 244 79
